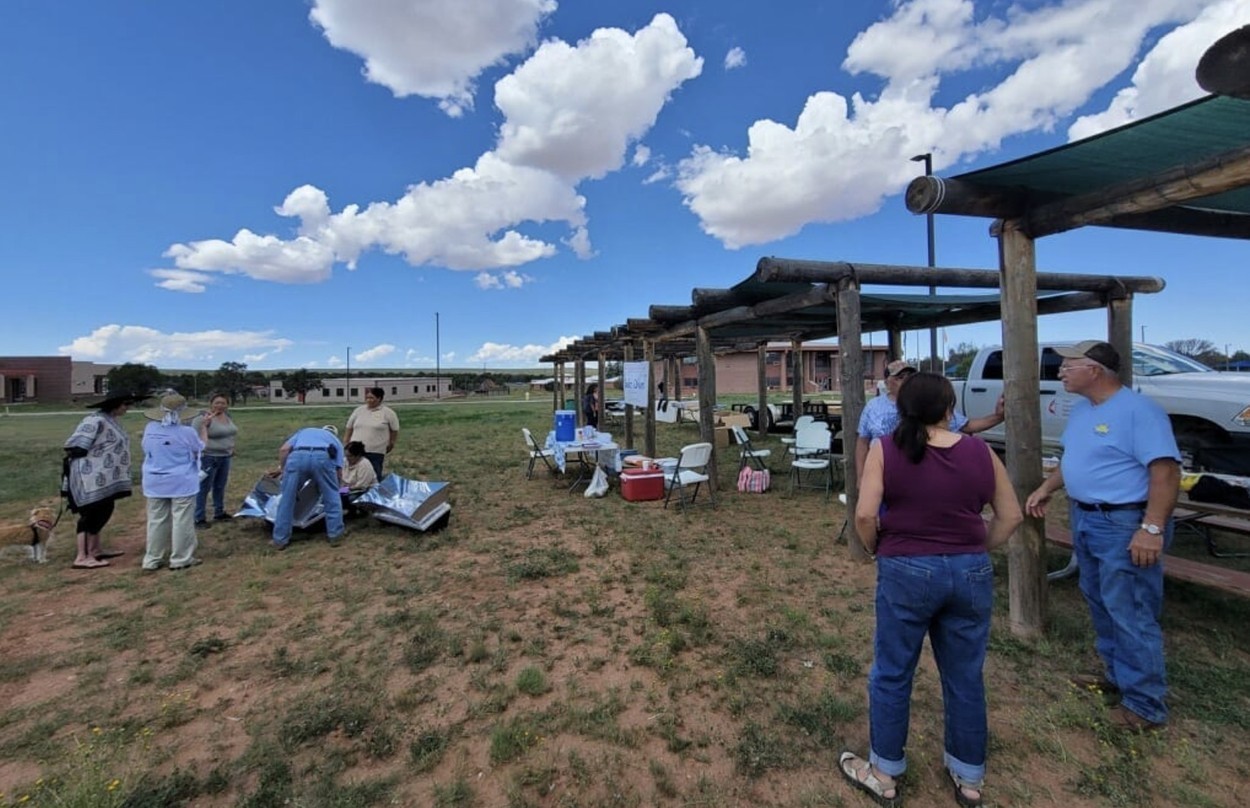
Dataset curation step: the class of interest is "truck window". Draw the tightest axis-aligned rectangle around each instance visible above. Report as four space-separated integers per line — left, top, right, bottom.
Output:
1041 349 1063 381
981 351 1003 380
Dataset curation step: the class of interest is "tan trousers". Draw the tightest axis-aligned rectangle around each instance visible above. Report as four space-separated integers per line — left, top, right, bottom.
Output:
143 496 198 569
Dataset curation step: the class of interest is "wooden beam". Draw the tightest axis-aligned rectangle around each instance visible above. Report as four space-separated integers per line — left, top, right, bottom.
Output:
756 343 768 438
790 337 803 424
755 256 1164 293
1023 144 1250 238
644 340 656 458
597 351 606 428
623 343 635 450
998 221 1047 639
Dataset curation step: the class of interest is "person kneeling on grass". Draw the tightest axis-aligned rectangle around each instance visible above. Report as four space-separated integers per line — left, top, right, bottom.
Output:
340 440 378 517
272 425 346 550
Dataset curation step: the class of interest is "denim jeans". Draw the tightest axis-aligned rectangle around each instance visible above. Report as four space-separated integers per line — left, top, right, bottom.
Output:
365 452 385 481
1069 505 1171 724
272 450 344 546
869 552 994 786
195 454 232 522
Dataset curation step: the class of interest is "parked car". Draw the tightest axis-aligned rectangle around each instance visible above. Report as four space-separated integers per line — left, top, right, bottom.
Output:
955 343 1250 474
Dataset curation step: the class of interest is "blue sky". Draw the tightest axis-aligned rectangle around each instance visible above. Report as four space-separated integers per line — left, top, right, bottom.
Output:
2 0 1247 370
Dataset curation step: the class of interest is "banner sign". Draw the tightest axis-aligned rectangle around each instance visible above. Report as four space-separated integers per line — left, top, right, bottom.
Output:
622 361 649 408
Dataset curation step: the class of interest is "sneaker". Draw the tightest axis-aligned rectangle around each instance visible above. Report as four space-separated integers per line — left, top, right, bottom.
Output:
194 520 211 529
214 513 231 521
271 541 288 551
142 563 164 572
327 533 345 547
169 558 203 571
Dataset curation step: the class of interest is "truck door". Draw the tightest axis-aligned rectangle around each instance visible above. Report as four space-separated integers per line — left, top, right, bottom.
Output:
962 350 1001 424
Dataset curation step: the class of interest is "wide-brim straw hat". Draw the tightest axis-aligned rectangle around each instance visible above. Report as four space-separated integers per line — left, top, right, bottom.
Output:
86 390 151 412
143 392 193 422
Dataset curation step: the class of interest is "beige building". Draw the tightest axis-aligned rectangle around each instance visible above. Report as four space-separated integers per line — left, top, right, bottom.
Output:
269 375 453 403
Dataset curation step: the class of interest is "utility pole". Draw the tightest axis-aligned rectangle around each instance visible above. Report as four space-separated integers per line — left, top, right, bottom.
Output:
911 152 939 372
346 346 350 402
435 312 441 400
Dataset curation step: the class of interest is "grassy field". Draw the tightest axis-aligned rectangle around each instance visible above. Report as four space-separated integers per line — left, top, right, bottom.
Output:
1 400 1248 807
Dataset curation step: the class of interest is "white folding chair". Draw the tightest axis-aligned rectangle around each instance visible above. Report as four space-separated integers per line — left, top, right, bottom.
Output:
790 425 833 498
522 428 556 479
780 415 816 461
663 442 715 510
731 425 771 471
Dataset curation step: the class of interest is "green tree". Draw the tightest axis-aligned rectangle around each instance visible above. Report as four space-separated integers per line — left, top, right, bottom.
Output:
213 361 250 405
945 342 980 378
105 362 163 397
282 369 323 403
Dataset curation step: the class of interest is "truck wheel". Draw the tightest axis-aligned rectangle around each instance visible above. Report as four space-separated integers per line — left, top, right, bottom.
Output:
1172 422 1227 472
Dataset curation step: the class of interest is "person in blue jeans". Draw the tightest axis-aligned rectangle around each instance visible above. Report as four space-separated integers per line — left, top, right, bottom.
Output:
272 425 346 550
1027 340 1179 733
191 393 238 526
846 373 1021 808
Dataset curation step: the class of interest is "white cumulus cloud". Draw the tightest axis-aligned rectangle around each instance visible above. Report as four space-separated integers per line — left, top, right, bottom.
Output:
474 269 535 289
308 0 556 116
724 46 747 70
354 344 397 363
469 336 574 365
58 325 293 365
675 0 1212 249
632 144 651 166
162 14 698 290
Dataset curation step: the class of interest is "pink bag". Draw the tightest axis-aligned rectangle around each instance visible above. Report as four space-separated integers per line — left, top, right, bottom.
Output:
737 466 770 493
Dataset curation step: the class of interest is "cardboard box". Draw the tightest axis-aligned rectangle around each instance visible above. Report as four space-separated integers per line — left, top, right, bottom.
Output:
714 426 733 448
714 412 753 429
621 468 665 501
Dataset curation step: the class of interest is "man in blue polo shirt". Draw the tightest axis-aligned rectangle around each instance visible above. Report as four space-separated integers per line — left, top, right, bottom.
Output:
1026 340 1179 732
272 425 346 549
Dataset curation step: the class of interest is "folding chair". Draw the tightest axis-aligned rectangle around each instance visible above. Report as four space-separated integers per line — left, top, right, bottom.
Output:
780 415 816 461
790 424 833 499
663 442 715 510
522 428 557 479
731 425 770 471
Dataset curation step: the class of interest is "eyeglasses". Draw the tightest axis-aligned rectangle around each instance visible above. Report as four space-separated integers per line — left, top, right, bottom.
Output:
1058 362 1097 373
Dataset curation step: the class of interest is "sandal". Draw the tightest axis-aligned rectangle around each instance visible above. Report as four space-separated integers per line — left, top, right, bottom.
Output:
838 751 899 807
947 769 983 808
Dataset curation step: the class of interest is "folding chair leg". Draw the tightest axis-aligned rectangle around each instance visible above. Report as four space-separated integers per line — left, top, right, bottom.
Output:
526 457 536 479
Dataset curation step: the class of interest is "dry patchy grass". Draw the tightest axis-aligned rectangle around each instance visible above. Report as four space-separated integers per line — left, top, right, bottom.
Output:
0 399 1249 807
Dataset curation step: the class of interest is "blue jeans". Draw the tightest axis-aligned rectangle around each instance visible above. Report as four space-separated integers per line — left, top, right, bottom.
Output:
1070 505 1171 724
365 452 385 481
195 454 232 522
272 450 344 546
869 552 994 786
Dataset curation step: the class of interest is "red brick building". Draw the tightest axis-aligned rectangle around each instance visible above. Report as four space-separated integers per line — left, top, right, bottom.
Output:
659 342 891 396
0 356 72 403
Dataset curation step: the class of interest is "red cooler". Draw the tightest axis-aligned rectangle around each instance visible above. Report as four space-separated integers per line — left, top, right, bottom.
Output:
620 468 665 502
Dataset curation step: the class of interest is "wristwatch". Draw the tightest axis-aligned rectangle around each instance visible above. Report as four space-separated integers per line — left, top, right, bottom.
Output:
1139 522 1162 535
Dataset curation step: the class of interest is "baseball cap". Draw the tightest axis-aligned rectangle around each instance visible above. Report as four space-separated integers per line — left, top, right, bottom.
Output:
886 360 918 378
1055 340 1121 372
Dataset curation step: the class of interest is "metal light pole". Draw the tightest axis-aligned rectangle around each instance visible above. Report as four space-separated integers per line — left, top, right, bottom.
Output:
435 312 441 400
1227 343 1231 372
346 346 350 402
1140 325 1146 344
911 153 939 372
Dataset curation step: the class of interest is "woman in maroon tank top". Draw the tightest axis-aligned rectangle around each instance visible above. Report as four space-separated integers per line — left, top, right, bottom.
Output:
840 373 1022 808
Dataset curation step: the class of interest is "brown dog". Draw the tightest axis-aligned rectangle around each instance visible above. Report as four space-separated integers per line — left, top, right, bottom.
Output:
0 505 57 564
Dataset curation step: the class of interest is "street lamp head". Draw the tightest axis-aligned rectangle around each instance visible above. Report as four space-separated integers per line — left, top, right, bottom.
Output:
909 153 930 163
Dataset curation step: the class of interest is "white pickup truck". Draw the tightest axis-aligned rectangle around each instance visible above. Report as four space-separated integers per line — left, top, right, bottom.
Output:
955 343 1250 474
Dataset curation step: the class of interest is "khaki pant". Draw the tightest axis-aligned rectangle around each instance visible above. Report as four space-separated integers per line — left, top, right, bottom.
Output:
143 496 198 569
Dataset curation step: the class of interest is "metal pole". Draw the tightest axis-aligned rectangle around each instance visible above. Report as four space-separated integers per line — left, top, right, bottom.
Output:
435 312 441 399
346 346 350 402
1140 325 1146 344
911 152 938 372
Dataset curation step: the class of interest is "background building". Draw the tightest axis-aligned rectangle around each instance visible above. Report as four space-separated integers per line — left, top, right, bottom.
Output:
269 376 453 403
657 343 891 396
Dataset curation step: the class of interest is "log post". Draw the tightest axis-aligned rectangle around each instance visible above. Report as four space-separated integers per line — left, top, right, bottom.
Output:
998 220 1047 638
837 277 869 561
645 340 657 459
696 325 718 493
791 337 803 422
1107 295 1135 387
623 343 635 450
555 361 564 413
597 351 606 427
757 343 768 437
574 361 585 426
